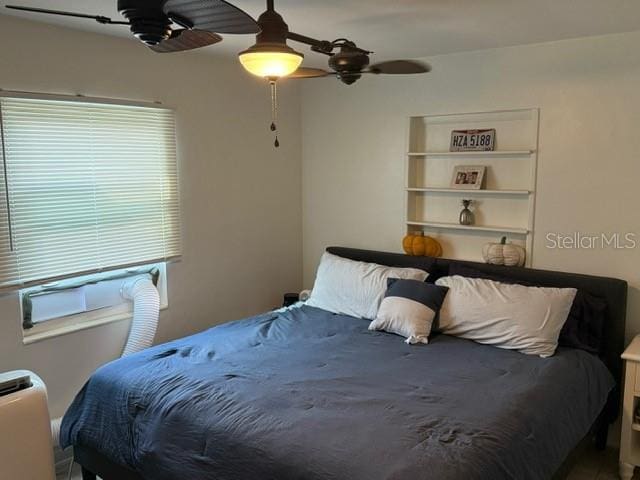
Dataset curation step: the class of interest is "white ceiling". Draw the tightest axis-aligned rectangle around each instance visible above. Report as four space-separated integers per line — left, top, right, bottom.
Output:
3 0 640 66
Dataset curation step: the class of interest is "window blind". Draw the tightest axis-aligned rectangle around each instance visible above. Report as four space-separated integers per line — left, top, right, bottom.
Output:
0 95 181 289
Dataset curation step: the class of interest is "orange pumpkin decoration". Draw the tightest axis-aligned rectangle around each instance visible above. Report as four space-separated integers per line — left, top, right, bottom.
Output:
402 232 443 257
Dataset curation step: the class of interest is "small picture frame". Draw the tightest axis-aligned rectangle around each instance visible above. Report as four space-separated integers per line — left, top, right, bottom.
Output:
450 166 486 190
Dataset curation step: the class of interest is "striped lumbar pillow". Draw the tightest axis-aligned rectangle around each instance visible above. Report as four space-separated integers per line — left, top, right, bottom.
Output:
369 278 449 344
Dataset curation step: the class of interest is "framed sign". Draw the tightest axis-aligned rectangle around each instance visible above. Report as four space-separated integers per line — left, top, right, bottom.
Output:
451 165 486 190
450 129 496 152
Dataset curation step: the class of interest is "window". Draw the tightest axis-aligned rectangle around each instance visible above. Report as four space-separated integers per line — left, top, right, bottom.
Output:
20 262 168 344
0 94 181 290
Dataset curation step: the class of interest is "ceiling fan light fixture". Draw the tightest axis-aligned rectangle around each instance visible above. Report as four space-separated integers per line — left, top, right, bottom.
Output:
238 0 303 79
239 42 303 78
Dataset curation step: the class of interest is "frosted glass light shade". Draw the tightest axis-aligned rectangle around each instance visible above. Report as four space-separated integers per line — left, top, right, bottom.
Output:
239 47 303 78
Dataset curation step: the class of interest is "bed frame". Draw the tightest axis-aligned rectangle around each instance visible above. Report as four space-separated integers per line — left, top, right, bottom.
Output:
75 247 628 480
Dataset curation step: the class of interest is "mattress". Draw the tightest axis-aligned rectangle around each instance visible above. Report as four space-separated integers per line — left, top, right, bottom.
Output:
61 305 614 480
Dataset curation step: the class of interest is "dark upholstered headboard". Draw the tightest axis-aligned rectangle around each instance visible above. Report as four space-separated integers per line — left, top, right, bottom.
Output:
327 246 628 422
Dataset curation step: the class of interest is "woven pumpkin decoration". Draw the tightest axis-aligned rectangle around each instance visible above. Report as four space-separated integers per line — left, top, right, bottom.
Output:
402 232 443 257
482 237 526 267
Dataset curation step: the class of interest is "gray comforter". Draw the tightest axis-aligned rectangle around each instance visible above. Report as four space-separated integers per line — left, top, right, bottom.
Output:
61 305 614 480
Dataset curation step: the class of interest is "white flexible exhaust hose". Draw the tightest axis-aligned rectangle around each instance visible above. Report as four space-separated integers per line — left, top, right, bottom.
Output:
51 275 160 447
120 276 160 357
51 417 62 449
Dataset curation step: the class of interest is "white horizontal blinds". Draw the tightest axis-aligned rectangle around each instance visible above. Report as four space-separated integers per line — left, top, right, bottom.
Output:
0 110 18 285
0 96 180 288
90 102 180 267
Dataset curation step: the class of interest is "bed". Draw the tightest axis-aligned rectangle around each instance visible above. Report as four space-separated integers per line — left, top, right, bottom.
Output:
62 247 628 480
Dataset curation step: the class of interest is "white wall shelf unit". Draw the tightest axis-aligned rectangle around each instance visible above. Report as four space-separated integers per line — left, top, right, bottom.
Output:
406 221 530 236
408 150 536 158
407 188 532 196
405 108 539 266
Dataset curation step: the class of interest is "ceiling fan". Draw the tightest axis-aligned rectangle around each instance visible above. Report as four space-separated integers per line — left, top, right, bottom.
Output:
7 0 431 146
286 38 431 86
236 0 431 146
5 0 260 53
237 0 431 85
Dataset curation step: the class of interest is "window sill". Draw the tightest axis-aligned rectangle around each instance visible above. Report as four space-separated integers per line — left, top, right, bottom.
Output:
23 302 168 346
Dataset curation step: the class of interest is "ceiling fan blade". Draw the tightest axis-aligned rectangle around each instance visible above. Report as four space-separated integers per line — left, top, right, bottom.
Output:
288 68 333 79
5 5 129 25
163 0 259 35
367 60 432 75
148 29 223 53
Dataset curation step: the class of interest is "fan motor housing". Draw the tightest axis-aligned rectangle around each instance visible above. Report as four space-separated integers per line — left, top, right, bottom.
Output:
118 0 172 45
329 47 370 85
255 7 290 44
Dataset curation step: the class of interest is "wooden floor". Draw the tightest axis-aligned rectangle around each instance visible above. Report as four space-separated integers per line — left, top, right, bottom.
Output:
567 446 636 480
58 447 636 480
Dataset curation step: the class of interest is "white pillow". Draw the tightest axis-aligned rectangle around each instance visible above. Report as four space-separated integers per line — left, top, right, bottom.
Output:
435 276 577 358
306 252 429 320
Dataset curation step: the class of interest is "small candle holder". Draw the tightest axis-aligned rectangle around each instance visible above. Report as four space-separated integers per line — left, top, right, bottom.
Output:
459 199 475 226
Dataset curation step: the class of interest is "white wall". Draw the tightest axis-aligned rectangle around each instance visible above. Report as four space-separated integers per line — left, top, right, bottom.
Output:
0 16 302 417
1 13 639 425
301 31 640 339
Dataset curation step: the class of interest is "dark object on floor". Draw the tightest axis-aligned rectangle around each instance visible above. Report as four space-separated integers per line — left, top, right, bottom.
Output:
77 446 138 480
282 292 300 307
81 466 94 480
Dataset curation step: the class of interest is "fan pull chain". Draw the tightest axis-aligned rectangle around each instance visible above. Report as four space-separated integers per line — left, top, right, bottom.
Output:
269 79 280 148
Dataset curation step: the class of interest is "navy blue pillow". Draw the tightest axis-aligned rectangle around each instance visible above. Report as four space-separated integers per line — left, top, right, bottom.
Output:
385 277 449 313
447 264 606 355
